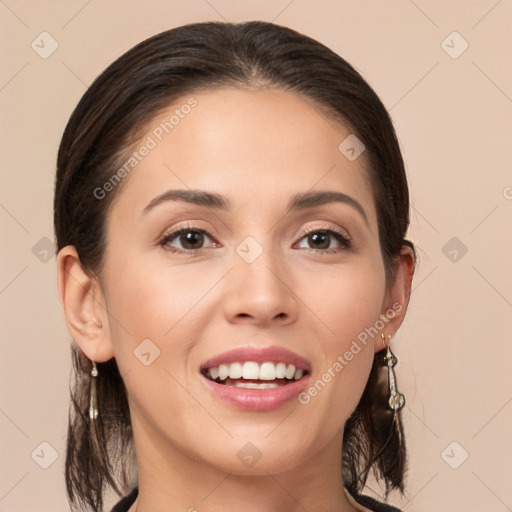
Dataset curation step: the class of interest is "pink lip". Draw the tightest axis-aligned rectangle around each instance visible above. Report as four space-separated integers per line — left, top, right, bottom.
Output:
200 345 312 372
200 372 311 411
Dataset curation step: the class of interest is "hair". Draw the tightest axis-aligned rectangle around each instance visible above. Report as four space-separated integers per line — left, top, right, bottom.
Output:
54 20 417 512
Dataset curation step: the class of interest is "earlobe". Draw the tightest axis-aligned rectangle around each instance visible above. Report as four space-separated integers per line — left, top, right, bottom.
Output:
56 245 114 362
376 244 416 352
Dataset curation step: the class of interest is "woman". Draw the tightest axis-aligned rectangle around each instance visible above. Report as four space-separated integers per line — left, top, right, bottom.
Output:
54 21 416 512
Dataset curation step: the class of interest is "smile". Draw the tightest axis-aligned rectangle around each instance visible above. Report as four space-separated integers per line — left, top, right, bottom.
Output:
202 361 307 388
199 346 312 410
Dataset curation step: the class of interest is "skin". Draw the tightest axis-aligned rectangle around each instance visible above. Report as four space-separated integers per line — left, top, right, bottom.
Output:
57 87 414 512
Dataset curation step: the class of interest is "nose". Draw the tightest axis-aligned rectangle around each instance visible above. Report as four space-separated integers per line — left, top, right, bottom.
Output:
222 243 298 327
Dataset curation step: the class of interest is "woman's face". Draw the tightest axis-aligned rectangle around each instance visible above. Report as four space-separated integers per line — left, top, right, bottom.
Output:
96 87 400 475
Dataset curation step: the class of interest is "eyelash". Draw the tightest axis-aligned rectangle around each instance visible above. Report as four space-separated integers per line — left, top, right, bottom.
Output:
158 223 352 256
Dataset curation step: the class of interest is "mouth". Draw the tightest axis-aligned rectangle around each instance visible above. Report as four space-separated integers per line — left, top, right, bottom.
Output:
201 361 309 389
199 345 311 410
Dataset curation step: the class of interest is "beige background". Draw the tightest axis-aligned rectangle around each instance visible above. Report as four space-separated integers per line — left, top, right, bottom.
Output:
1 1 511 511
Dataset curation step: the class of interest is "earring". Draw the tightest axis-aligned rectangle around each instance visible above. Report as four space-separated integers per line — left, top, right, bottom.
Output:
88 360 99 420
382 333 405 411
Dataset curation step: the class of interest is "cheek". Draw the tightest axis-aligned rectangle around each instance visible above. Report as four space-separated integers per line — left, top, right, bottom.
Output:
308 256 386 347
300 259 386 421
101 260 211 440
105 255 208 340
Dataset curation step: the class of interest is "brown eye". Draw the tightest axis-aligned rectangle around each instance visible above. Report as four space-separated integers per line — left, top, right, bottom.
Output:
296 228 351 252
159 226 216 254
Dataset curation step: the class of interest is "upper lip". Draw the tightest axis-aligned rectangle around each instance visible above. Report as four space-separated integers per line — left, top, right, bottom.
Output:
201 345 312 372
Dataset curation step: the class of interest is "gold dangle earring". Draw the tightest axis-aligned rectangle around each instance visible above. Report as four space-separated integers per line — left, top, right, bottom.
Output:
382 333 405 411
89 360 99 420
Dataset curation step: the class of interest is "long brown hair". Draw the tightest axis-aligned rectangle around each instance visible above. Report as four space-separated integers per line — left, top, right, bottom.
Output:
54 20 416 511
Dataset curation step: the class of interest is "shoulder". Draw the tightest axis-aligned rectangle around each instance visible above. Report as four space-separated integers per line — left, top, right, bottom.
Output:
350 491 403 512
110 487 402 512
110 487 138 512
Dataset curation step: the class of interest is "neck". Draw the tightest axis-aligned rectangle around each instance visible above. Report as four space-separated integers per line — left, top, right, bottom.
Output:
127 415 366 512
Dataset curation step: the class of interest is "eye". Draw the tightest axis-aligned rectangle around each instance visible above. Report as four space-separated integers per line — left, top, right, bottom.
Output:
159 224 217 254
295 227 351 253
158 224 351 255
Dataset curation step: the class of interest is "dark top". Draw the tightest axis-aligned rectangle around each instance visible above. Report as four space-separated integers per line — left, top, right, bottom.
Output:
110 487 402 512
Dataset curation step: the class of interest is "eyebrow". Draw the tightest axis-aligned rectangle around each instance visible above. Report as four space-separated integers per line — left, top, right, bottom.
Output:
142 189 369 226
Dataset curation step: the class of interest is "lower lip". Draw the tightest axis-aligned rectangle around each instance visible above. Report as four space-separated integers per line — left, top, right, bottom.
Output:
200 374 311 411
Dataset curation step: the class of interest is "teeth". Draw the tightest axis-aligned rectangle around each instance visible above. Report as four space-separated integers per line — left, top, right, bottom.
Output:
285 364 296 379
229 362 243 379
275 362 287 379
206 361 305 382
242 361 260 380
259 362 276 380
218 364 230 381
234 382 280 389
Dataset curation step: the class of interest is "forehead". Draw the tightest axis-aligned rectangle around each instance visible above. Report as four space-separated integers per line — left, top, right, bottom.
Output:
109 86 376 224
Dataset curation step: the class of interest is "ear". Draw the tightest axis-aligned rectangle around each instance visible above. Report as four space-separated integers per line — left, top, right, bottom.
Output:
56 245 114 362
375 243 416 352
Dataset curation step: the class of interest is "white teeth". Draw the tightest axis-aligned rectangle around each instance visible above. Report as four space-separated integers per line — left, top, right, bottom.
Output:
285 364 296 379
206 361 305 382
259 362 276 380
242 361 260 379
234 382 280 389
275 362 287 378
218 364 229 380
229 362 243 379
